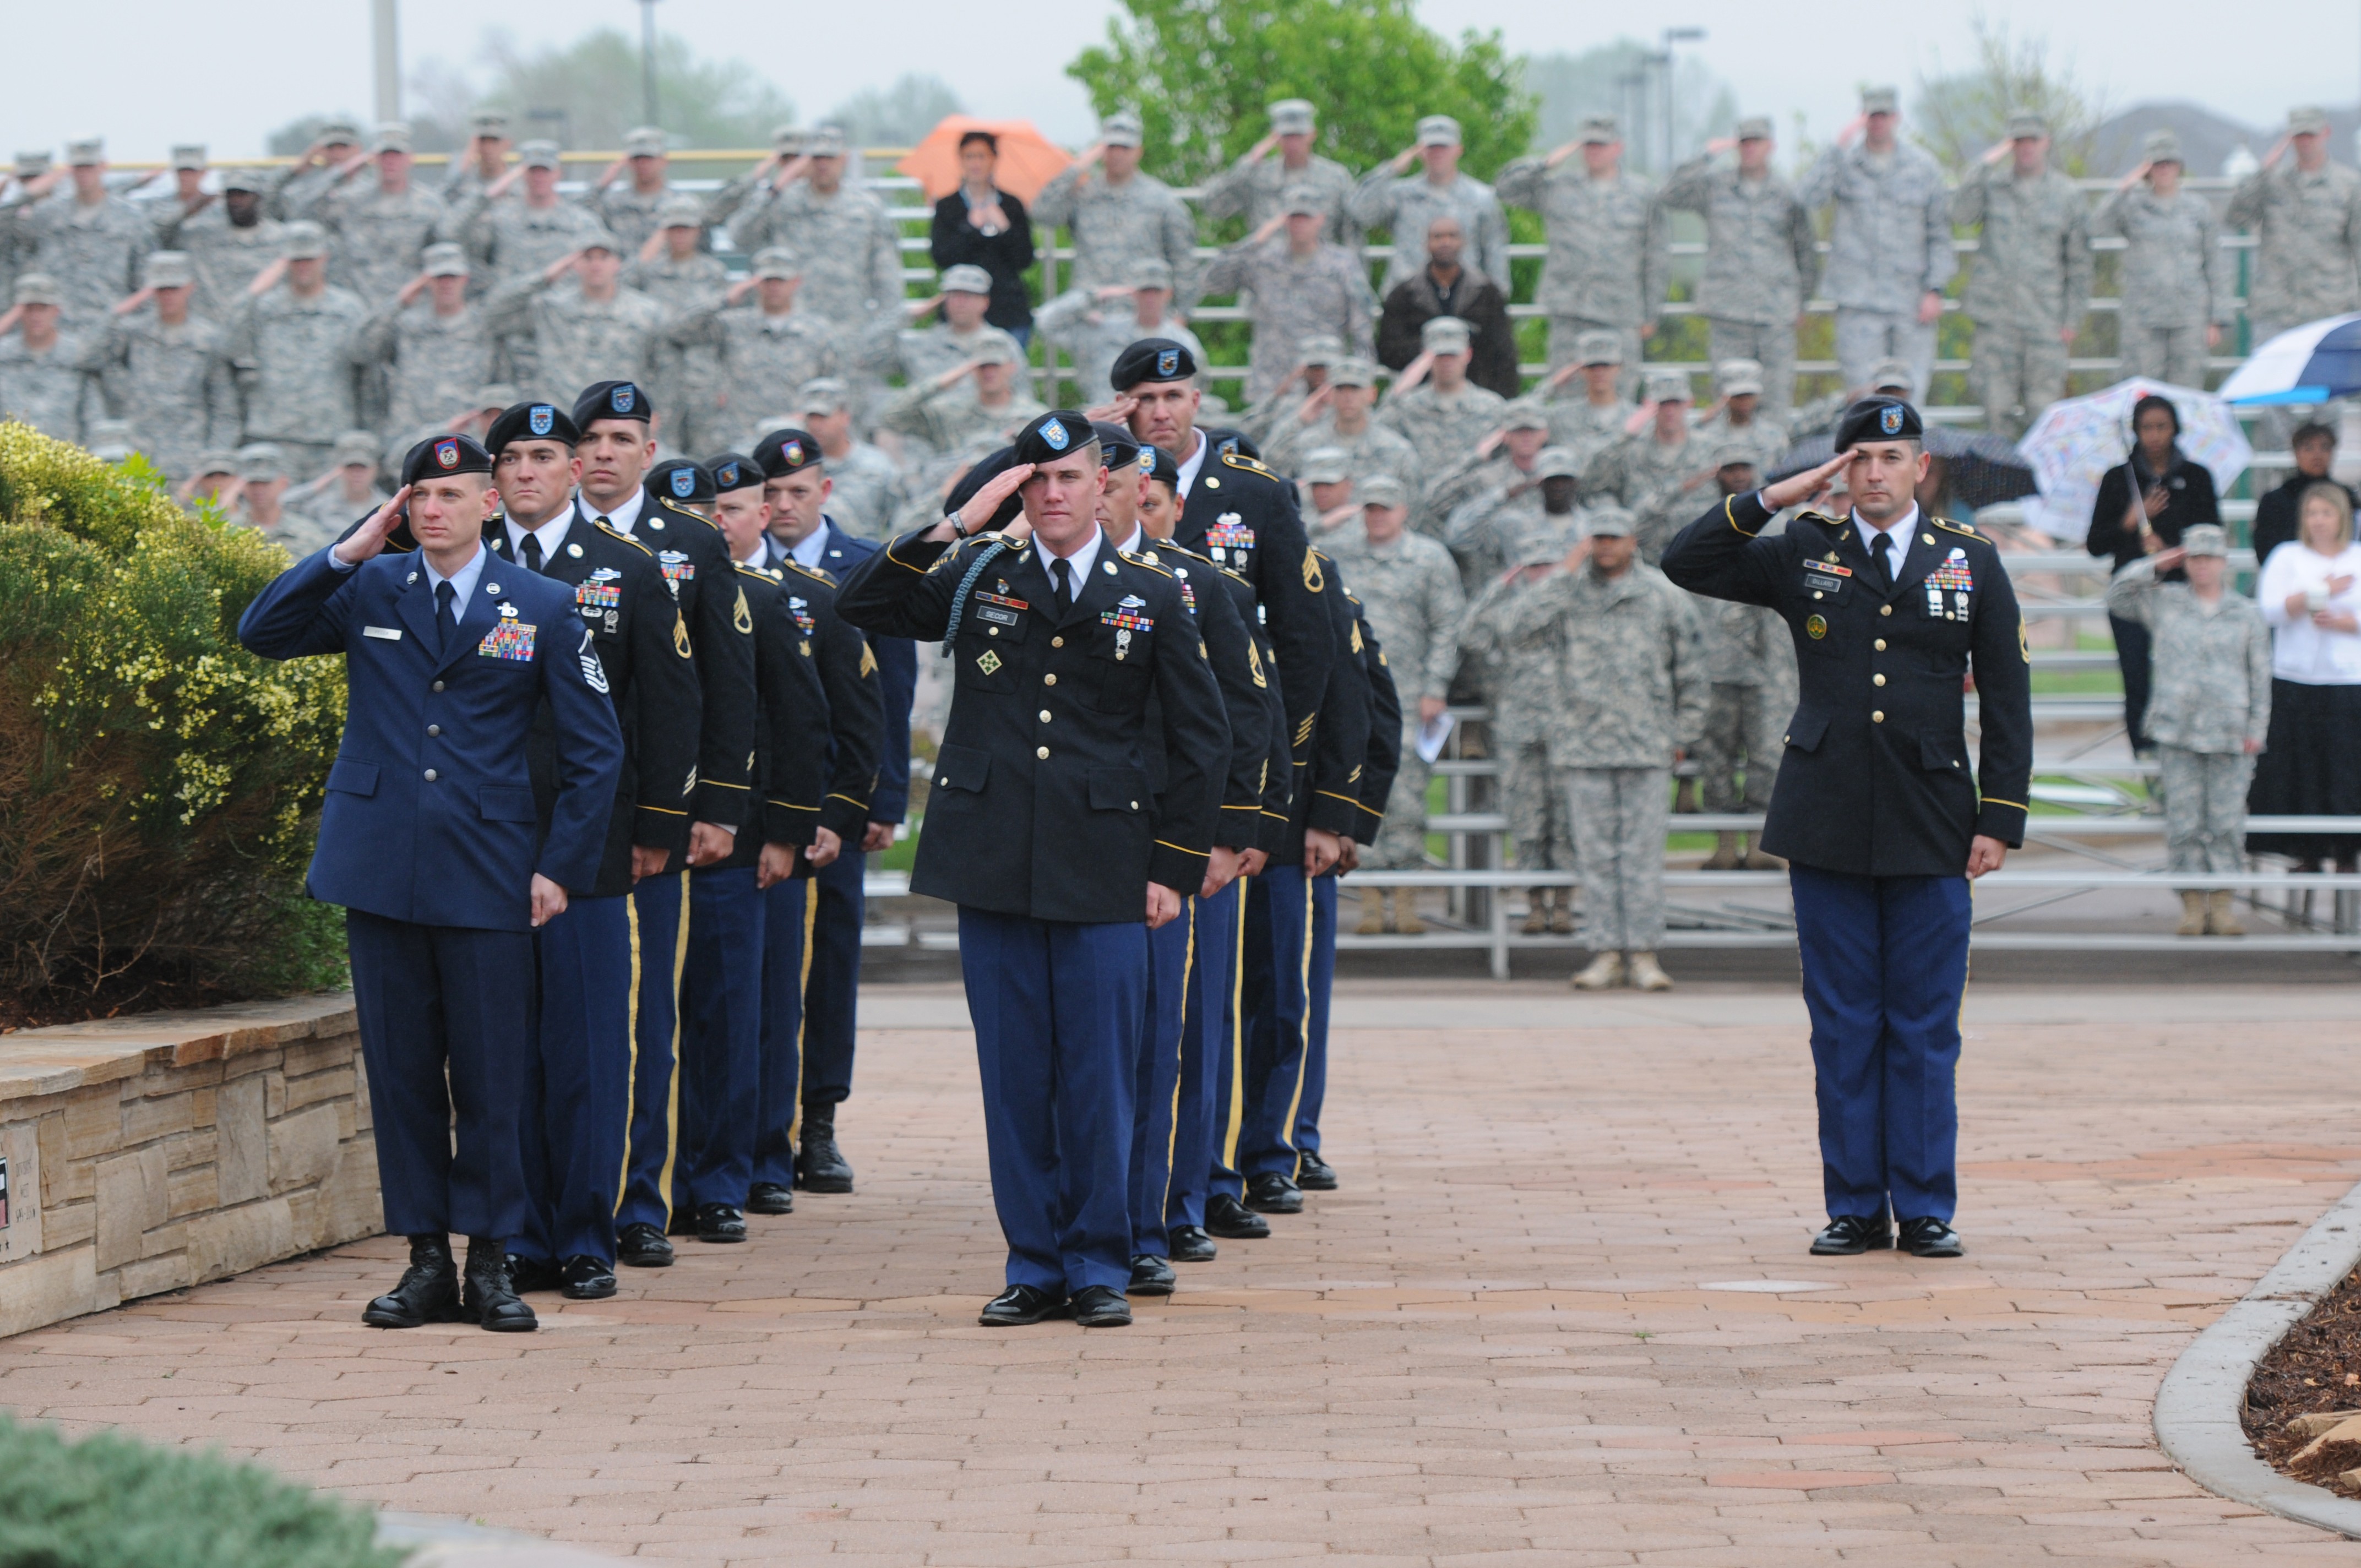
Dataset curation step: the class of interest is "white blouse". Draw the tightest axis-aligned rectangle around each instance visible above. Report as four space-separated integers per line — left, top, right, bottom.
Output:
2257 539 2361 684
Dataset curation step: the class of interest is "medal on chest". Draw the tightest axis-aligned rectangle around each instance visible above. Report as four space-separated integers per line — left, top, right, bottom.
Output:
478 602 537 661
1205 513 1254 565
1103 595 1152 659
1927 548 1973 620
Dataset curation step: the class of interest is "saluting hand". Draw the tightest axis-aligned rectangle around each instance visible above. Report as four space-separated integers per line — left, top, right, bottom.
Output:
332 484 412 567
1759 450 1851 513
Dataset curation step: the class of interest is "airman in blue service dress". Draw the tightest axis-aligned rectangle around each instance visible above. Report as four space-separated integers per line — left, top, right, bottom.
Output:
1660 398 2032 1258
836 411 1228 1329
237 432 623 1332
477 400 701 1302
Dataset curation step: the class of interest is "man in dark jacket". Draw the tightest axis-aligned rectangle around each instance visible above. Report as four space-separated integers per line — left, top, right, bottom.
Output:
2252 422 2359 566
1377 214 1519 399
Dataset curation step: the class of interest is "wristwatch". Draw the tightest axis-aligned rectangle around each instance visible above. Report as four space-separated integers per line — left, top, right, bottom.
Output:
946 508 969 539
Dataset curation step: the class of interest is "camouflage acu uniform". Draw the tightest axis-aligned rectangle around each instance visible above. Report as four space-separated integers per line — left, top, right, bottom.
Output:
2104 558 2273 879
9 190 152 324
349 299 496 439
1198 237 1378 404
589 184 674 262
226 284 369 473
1688 409 1790 472
1263 414 1421 498
1457 568 1574 883
666 304 844 443
1583 431 1705 560
877 381 1047 459
1200 151 1359 246
1440 472 1547 592
817 441 907 541
237 502 344 559
1508 561 1705 953
84 309 238 482
1324 527 1466 868
1694 594 1798 816
1954 162 2093 438
1494 159 1666 378
161 206 283 322
883 319 1024 388
312 182 450 308
1375 381 1508 522
1031 290 1204 402
2090 183 2227 388
1030 166 1196 295
2226 157 2361 346
1657 154 1817 420
0 326 99 442
1347 170 1510 296
730 183 906 336
624 249 731 453
1797 141 1956 398
1543 395 1637 470
451 193 611 297
486 277 666 403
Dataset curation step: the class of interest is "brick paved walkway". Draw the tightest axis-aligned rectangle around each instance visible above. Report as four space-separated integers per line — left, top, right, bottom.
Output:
6 981 2361 1566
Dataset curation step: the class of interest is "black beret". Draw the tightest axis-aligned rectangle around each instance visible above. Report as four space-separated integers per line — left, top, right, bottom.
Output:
1109 337 1195 391
705 452 763 494
1835 396 1924 451
1143 443 1180 490
398 432 492 486
573 379 652 428
484 399 579 454
645 458 714 505
752 426 822 478
1090 419 1141 470
1010 410 1098 467
1201 424 1261 461
944 445 1025 531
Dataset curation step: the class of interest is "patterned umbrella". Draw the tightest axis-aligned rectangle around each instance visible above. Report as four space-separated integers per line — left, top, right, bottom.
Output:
896 116 1073 205
2012 378 2251 543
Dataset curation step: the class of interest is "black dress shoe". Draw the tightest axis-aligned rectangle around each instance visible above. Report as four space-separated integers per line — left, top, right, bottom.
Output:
694 1203 748 1243
978 1284 1069 1327
1070 1285 1133 1327
617 1222 674 1268
561 1255 618 1300
1897 1217 1965 1257
1810 1213 1896 1256
1296 1151 1339 1191
1167 1225 1218 1263
1205 1194 1270 1239
1244 1172 1303 1215
746 1181 795 1215
795 1104 854 1193
361 1235 460 1328
1128 1254 1176 1295
459 1238 537 1332
504 1254 564 1295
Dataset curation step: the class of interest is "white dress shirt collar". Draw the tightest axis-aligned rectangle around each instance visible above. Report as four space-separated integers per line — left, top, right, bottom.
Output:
580 487 646 535
1174 430 1209 500
788 524 830 570
504 509 573 564
1043 525 1106 591
423 541 489 617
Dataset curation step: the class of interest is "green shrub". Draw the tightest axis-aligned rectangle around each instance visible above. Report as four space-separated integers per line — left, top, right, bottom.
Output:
0 422 349 1012
0 1413 405 1567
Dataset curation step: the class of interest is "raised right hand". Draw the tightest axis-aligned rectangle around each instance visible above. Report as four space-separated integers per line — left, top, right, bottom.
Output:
1759 451 1851 513
332 485 412 567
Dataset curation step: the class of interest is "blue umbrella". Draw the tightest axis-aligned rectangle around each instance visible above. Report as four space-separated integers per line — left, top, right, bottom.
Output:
2219 313 2361 405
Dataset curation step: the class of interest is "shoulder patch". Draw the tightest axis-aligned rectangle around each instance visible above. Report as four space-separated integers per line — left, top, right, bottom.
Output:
597 521 656 556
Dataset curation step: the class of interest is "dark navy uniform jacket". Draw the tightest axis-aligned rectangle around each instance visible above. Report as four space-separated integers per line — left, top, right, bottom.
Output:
836 525 1230 923
237 543 623 930
488 518 700 899
1345 587 1403 848
774 558 888 859
713 563 838 871
1128 540 1271 852
770 519 918 826
1274 552 1373 863
1660 492 2033 878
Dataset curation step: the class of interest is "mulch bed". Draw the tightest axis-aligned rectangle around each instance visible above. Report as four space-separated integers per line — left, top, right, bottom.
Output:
2245 1264 2361 1494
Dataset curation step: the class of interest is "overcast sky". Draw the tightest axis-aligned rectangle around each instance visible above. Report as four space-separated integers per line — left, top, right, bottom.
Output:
10 0 2359 162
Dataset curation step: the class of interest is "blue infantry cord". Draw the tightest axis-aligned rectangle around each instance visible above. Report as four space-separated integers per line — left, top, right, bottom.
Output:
939 540 1011 656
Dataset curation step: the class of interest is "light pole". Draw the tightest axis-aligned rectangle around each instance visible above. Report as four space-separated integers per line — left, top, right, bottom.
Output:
372 0 401 124
639 0 660 129
1660 26 1705 174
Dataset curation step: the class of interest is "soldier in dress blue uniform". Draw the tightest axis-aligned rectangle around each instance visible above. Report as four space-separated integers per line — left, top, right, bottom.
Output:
670 453 853 1242
237 433 624 1332
1661 398 2033 1259
836 411 1230 1329
472 400 700 1303
562 380 759 1270
748 427 916 1201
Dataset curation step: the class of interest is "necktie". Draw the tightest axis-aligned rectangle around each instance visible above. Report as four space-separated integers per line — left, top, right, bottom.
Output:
434 580 456 654
1873 530 1895 590
1052 557 1073 618
521 531 543 574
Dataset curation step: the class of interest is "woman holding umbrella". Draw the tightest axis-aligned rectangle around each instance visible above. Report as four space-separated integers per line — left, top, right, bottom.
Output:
2249 482 2361 881
928 130 1038 347
2087 394 2222 755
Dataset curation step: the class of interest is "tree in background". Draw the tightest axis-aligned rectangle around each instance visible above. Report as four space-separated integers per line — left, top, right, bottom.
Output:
1913 19 2104 176
1066 0 1535 184
827 74 965 151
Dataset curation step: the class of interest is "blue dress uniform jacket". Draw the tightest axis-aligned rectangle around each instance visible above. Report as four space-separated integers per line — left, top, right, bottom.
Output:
1346 589 1405 846
722 564 838 864
237 544 624 927
836 526 1230 922
489 520 701 899
1280 556 1374 861
1660 492 2033 877
1128 541 1272 851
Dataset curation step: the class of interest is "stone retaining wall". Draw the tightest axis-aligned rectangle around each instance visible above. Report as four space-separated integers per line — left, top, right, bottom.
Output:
0 994 378 1339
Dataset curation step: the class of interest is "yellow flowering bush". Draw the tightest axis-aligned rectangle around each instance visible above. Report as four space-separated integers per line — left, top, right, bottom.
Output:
0 422 349 1009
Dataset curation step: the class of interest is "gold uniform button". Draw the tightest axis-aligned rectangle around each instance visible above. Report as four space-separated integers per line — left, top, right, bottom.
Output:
431 679 446 692
1043 673 1057 685
1039 709 1052 722
1036 746 1050 760
1052 635 1064 647
1813 590 1823 600
1872 711 1885 723
988 625 999 635
1873 673 1886 687
1874 638 1886 651
1879 605 1892 617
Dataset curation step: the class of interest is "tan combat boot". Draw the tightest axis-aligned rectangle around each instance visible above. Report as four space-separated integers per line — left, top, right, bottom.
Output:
1522 893 1550 935
1702 831 1740 870
2205 890 2245 937
1627 952 1674 991
1356 890 1387 935
1571 951 1624 990
2177 890 2206 937
1395 892 1426 935
1549 888 1576 935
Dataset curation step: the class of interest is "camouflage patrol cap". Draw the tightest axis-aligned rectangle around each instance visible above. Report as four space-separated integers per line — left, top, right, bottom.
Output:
2005 109 2049 140
968 334 1021 367
332 429 380 467
1865 358 1915 394
2143 129 2183 165
373 122 412 154
1516 525 1570 565
1421 315 1472 354
13 272 62 307
1859 86 1900 116
1503 401 1551 433
656 193 705 228
64 137 104 166
940 263 994 294
1100 112 1144 148
1359 473 1410 510
469 110 510 137
623 126 666 158
750 246 803 280
1297 335 1344 367
577 225 621 255
519 140 563 171
1269 100 1315 135
797 378 853 415
221 167 266 194
193 449 237 479
1535 445 1580 481
474 384 520 411
315 118 362 146
1299 447 1352 484
1280 183 1323 216
770 125 805 156
421 241 469 276
170 144 208 171
281 221 329 260
1715 358 1765 397
2291 106 2331 136
1326 356 1376 388
1574 329 1623 367
1735 115 1774 142
1128 257 1174 290
1644 367 1693 404
143 251 194 290
237 443 286 482
1577 114 1619 145
14 151 52 179
806 124 849 158
1711 442 1762 471
1582 505 1637 539
2180 523 2229 557
1416 115 1462 147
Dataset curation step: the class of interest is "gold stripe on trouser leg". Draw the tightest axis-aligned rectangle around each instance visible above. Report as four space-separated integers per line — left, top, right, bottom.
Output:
656 868 691 1222
1275 873 1316 1175
1218 878 1252 1173
790 875 819 1146
614 892 645 1209
1157 898 1196 1217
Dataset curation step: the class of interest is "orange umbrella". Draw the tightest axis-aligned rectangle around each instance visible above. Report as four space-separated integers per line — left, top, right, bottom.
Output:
897 115 1073 205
